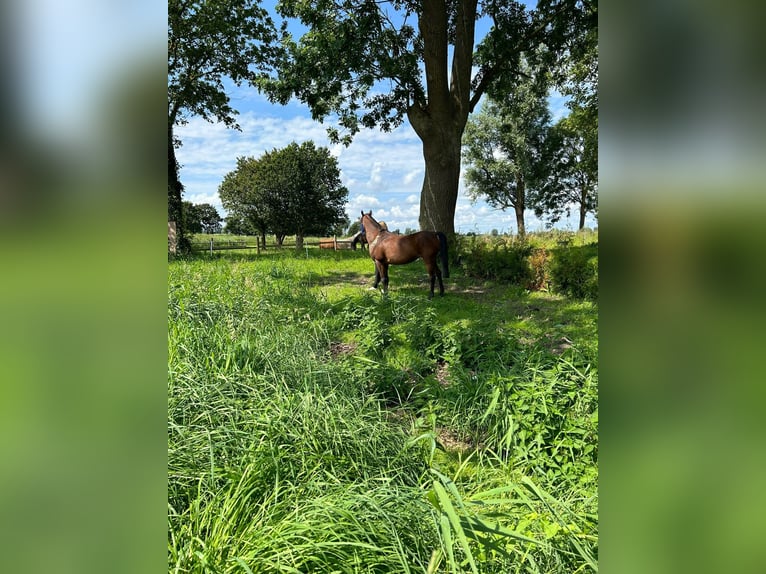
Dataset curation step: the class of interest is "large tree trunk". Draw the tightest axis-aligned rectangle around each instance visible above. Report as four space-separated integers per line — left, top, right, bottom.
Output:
579 185 588 230
410 0 477 239
418 132 461 235
515 204 526 237
168 123 188 252
295 234 304 250
515 174 526 237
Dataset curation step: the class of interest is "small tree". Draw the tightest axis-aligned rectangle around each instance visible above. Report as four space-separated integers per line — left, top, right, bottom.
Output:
182 202 223 235
223 215 256 236
219 142 348 248
462 63 552 237
219 156 272 245
535 105 597 230
196 204 223 233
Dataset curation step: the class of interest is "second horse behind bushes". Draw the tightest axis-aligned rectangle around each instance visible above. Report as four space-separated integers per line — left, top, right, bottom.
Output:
360 211 449 298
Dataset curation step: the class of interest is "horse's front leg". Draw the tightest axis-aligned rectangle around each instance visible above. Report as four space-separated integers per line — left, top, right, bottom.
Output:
372 261 381 289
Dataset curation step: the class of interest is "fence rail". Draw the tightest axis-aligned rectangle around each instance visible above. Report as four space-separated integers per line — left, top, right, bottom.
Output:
190 237 358 254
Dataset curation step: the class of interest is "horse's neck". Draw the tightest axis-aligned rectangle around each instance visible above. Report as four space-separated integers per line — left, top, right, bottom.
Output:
365 219 384 239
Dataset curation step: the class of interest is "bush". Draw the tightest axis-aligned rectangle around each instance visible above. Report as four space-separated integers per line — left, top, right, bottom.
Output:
550 243 598 300
458 234 533 284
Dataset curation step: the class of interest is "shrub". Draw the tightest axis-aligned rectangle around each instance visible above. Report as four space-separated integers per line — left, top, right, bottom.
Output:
458 234 533 284
526 247 551 291
550 243 598 300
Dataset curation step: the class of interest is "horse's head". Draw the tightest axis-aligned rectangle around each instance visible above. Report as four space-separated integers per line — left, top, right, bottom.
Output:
361 210 381 231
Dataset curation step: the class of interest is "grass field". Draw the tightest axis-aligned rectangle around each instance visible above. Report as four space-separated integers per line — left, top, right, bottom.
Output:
168 243 598 573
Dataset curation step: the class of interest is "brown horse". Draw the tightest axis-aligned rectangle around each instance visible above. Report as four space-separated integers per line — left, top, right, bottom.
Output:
360 211 449 298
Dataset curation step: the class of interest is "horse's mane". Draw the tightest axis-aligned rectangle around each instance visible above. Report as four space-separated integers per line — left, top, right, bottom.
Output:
362 211 387 232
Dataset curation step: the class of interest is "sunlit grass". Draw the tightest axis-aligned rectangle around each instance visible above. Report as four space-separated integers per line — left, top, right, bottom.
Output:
169 242 597 573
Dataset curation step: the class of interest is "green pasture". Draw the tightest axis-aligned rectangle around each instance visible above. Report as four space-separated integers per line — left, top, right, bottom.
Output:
168 243 598 573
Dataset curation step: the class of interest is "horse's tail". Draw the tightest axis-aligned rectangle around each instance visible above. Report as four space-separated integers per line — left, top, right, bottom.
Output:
437 232 450 278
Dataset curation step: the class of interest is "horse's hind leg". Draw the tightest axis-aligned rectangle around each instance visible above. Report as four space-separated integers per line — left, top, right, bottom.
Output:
435 266 444 296
380 262 390 295
372 262 382 290
425 260 442 298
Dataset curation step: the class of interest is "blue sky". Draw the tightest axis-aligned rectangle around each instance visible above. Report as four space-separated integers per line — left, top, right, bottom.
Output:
175 1 597 234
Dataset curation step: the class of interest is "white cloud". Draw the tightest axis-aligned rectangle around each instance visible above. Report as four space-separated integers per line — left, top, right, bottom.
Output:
403 168 423 185
366 162 385 189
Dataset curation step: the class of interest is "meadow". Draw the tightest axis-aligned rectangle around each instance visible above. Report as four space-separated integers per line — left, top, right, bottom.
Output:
168 235 598 573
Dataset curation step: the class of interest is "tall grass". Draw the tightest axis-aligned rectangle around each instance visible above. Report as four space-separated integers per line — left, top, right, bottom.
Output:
169 248 597 573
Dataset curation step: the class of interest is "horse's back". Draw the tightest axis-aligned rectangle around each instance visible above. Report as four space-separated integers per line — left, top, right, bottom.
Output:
372 231 442 264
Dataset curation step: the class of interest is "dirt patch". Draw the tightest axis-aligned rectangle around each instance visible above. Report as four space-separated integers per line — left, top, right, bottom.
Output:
549 336 575 355
435 361 451 387
329 341 358 358
436 427 475 452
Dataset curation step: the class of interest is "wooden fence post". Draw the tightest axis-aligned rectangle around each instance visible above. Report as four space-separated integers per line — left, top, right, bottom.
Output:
209 237 213 256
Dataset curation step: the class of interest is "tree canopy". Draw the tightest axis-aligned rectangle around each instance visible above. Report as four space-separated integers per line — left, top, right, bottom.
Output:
168 0 278 249
261 0 596 237
181 202 224 235
534 104 597 229
218 141 349 247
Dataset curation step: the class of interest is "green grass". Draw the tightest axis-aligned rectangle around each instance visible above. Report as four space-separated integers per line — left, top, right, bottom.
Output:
169 245 597 573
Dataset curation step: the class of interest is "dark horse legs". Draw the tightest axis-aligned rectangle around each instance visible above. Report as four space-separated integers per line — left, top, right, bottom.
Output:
373 259 444 298
372 261 389 294
425 260 444 299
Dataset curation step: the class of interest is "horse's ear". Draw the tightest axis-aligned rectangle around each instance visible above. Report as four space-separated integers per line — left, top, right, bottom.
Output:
360 210 364 217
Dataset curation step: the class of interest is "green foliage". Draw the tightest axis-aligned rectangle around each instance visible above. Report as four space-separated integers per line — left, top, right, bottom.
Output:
550 243 599 300
261 1 595 236
463 63 552 235
535 105 598 229
182 201 222 236
455 232 599 302
168 0 279 249
457 234 534 285
168 0 278 128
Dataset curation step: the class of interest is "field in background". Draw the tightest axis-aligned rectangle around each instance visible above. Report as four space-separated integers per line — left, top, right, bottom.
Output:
168 236 598 572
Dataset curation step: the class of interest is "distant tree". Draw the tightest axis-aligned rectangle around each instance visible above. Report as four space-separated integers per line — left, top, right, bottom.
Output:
223 215 254 236
329 215 351 237
219 142 349 248
535 105 597 229
197 204 223 233
219 156 271 245
536 0 597 231
169 0 277 250
346 220 361 236
462 62 552 237
181 202 223 234
181 201 202 235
